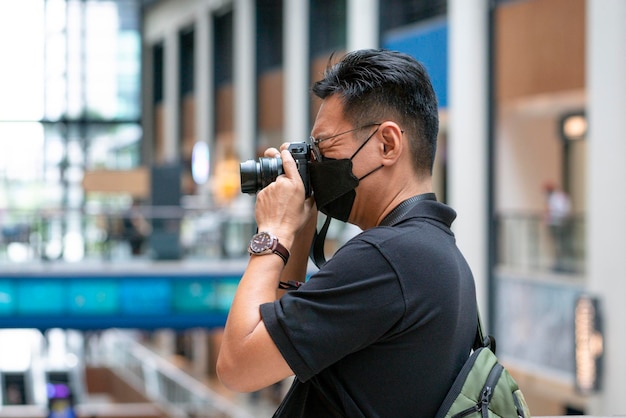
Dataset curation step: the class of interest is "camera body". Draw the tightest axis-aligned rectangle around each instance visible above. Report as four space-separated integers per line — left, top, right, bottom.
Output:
240 142 312 196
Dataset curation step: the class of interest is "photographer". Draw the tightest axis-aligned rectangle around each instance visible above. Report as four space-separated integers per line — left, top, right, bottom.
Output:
217 49 477 417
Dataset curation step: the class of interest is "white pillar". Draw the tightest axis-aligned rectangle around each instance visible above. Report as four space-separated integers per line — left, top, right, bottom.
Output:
347 0 379 51
234 0 255 160
195 8 212 151
153 329 176 358
163 30 179 163
284 0 309 142
447 0 490 319
586 0 626 414
190 328 209 377
195 7 213 198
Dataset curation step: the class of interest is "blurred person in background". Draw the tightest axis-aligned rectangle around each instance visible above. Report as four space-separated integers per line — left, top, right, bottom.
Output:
122 199 151 256
544 182 572 271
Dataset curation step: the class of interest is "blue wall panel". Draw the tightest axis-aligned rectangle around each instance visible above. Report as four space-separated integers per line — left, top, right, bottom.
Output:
0 268 243 331
383 18 448 109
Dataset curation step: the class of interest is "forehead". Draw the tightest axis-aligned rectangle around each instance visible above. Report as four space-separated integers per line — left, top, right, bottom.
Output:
311 95 348 137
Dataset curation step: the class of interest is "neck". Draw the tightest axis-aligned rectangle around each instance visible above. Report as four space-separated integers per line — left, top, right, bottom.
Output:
375 183 433 226
379 192 437 226
352 178 433 230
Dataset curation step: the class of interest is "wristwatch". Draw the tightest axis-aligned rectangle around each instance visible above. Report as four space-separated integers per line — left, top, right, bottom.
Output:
248 231 290 265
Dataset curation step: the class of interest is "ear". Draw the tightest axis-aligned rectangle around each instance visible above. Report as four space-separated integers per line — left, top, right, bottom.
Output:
378 121 404 166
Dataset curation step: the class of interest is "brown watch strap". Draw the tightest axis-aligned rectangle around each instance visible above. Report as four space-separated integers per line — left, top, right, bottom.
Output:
272 241 290 265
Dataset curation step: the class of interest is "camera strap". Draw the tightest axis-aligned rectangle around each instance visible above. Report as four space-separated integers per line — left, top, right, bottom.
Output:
310 215 333 268
309 193 437 268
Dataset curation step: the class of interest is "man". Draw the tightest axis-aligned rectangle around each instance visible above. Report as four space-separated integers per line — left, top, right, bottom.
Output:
544 182 572 271
217 49 477 417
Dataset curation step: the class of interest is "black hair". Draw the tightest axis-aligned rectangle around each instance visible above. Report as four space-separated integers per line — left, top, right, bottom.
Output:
312 49 439 175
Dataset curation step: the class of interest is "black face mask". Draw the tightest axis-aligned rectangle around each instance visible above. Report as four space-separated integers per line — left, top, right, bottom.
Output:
309 129 383 222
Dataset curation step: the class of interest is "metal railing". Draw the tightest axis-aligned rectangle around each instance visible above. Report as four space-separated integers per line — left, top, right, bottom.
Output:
98 330 254 418
0 205 586 276
0 205 255 264
496 212 585 274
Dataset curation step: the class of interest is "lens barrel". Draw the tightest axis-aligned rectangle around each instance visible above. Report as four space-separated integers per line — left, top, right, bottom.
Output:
239 157 284 194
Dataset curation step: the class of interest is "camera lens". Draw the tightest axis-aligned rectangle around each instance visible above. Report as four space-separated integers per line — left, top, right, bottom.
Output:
240 160 259 194
239 157 284 194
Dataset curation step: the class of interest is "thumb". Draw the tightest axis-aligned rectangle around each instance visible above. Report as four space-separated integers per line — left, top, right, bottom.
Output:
280 149 298 179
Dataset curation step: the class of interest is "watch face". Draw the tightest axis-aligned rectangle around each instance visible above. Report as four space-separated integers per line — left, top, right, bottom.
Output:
250 232 274 254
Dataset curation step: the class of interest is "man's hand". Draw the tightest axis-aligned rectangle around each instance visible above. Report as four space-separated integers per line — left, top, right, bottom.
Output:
255 145 314 250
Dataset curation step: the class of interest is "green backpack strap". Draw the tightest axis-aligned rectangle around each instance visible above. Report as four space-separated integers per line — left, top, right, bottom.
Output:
473 308 497 354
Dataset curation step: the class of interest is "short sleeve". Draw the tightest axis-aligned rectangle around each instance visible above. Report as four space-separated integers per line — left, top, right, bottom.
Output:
260 238 405 382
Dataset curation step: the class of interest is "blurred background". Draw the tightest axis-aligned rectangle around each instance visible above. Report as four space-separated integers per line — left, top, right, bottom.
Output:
0 0 624 416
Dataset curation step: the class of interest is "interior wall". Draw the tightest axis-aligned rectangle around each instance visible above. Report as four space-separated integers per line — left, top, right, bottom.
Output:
181 94 196 194
496 105 563 213
495 0 586 215
309 53 343 126
215 85 234 136
257 68 284 153
496 0 585 101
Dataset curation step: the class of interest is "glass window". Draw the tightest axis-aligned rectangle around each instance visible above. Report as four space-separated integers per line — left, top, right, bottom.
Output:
0 0 143 263
0 1 45 121
180 28 195 96
379 0 447 33
310 0 346 58
257 0 283 74
214 9 234 86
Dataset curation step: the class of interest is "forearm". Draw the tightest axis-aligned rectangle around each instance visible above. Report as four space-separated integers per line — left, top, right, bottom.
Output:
220 214 311 344
217 254 292 391
226 255 283 333
278 208 317 292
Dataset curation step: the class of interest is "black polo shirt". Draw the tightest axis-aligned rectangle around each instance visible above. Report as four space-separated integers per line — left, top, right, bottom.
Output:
260 200 477 417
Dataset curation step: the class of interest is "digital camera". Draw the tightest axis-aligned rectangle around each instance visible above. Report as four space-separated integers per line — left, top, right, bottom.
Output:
240 142 312 196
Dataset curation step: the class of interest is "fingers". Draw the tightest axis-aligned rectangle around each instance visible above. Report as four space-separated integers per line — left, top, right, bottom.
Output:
262 145 299 182
263 147 281 158
263 143 290 158
279 148 298 179
261 144 304 196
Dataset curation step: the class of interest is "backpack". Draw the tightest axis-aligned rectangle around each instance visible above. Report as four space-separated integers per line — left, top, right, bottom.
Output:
435 313 531 418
